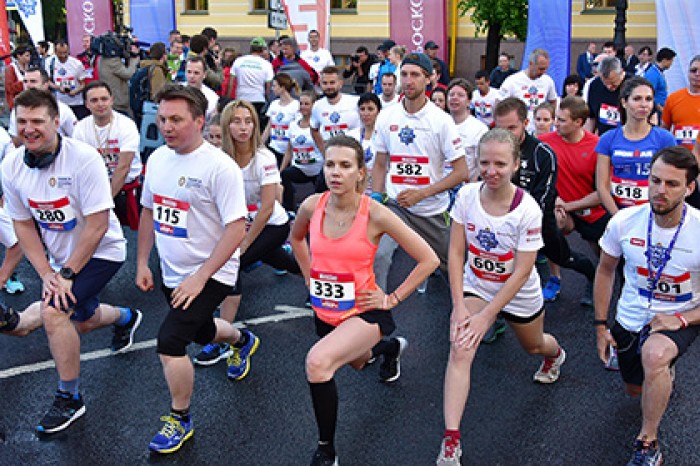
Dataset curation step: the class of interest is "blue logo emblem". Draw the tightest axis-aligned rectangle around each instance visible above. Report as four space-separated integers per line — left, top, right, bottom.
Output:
58 68 67 76
295 135 307 144
398 126 415 145
364 146 373 163
329 112 340 124
476 228 498 251
313 56 320 62
275 113 284 122
17 0 38 16
647 243 669 269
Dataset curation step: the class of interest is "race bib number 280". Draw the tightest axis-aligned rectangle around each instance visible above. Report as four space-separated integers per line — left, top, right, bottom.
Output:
153 194 189 238
29 197 77 231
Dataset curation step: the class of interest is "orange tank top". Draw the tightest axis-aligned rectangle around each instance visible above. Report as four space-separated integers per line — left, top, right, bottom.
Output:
309 192 379 326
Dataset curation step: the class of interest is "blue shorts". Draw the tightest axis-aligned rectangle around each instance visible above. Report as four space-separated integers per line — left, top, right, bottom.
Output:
49 258 123 322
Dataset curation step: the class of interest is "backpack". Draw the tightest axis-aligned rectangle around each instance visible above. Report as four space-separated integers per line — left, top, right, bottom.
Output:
129 64 155 120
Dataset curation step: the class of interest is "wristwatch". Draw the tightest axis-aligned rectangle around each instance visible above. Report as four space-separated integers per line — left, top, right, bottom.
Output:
59 267 76 280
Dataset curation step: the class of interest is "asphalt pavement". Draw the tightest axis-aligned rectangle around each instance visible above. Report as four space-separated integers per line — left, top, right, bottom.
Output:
0 229 698 465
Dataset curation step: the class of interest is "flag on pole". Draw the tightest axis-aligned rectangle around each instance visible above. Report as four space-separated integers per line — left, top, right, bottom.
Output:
15 0 44 43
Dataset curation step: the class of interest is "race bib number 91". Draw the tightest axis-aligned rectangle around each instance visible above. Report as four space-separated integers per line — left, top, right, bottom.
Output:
29 197 77 231
153 194 190 238
310 269 355 311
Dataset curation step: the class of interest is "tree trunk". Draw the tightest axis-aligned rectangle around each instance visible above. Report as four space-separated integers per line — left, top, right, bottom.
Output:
485 21 502 72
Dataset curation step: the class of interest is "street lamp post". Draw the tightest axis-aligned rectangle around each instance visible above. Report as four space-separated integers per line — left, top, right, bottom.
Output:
613 0 628 54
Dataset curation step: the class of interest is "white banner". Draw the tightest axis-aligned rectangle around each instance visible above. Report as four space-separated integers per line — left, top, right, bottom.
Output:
655 0 700 93
16 0 44 43
282 0 330 51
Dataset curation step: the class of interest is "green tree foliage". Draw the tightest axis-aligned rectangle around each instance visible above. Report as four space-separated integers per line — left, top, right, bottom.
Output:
458 0 528 72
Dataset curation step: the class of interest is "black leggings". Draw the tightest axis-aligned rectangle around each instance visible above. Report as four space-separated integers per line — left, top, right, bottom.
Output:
541 213 596 281
231 221 300 295
281 165 327 212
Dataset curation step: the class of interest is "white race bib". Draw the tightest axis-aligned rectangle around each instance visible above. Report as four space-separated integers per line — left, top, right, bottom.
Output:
153 194 190 238
310 269 356 311
674 126 699 146
599 103 620 126
29 197 77 231
611 176 648 207
468 244 514 283
636 267 693 303
389 155 430 186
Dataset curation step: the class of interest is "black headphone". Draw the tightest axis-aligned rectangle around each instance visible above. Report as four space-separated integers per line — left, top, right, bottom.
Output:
24 135 62 169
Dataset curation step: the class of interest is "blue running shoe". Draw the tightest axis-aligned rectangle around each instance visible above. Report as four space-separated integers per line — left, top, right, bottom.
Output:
149 414 194 453
193 343 233 366
4 273 25 294
627 437 663 466
542 276 561 302
227 329 260 380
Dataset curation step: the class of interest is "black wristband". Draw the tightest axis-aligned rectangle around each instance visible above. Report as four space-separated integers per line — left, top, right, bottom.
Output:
594 319 608 327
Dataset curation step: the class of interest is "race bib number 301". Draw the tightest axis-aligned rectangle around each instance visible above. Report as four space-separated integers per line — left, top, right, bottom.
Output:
29 197 77 231
636 267 693 303
153 194 190 238
310 269 355 311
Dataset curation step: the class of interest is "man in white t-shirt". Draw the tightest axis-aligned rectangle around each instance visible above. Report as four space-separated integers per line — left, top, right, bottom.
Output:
8 67 77 147
499 48 558 132
379 72 400 108
472 69 500 128
136 85 252 454
45 41 87 119
185 56 218 122
372 53 467 292
310 66 361 153
595 146 700 466
232 37 274 116
73 81 142 197
2 89 140 435
300 29 334 93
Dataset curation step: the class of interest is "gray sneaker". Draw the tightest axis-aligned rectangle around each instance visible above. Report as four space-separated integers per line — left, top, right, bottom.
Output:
436 437 462 465
533 347 566 383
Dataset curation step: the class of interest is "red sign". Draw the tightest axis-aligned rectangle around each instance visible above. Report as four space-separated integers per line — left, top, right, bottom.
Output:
66 0 114 54
390 0 447 61
0 0 11 64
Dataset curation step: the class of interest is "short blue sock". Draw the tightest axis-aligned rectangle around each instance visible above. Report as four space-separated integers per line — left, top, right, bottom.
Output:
115 307 132 327
58 377 80 395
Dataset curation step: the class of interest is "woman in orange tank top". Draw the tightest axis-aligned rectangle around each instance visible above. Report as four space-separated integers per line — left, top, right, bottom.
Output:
290 135 439 466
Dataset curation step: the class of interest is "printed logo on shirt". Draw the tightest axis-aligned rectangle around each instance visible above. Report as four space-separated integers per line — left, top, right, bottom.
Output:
399 126 416 145
48 177 56 188
295 135 307 144
631 237 645 247
186 177 202 189
466 223 476 231
329 112 340 123
476 228 499 251
390 125 399 132
648 242 668 269
54 176 72 189
275 113 284 122
178 176 186 187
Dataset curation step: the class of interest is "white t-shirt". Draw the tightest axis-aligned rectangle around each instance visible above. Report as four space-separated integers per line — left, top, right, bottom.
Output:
454 116 489 182
471 87 499 127
451 182 544 317
599 203 700 332
266 99 300 154
9 101 77 138
287 119 323 176
142 140 247 288
240 148 288 227
2 137 126 267
311 94 361 141
373 99 464 216
199 84 219 122
301 48 335 76
347 126 377 195
232 54 274 103
380 94 400 109
499 71 558 132
0 126 12 163
0 206 18 248
73 112 142 184
46 56 86 107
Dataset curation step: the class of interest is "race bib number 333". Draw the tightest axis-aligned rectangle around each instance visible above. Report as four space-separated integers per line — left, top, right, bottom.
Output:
153 194 190 238
310 269 355 311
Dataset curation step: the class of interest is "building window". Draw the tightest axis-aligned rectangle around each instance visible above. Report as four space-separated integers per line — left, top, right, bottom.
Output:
583 0 616 10
331 0 357 11
185 0 208 11
252 0 266 12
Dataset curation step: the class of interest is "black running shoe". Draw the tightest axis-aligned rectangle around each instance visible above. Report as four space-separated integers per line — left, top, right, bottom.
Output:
111 309 143 352
379 337 408 383
37 391 86 434
310 447 338 466
0 303 19 332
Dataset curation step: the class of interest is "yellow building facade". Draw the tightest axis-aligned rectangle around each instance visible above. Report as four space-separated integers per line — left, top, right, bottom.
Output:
123 0 657 79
